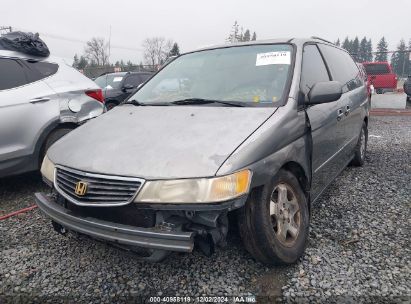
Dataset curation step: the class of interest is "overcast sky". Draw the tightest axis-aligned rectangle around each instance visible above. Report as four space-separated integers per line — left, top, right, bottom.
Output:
2 0 410 63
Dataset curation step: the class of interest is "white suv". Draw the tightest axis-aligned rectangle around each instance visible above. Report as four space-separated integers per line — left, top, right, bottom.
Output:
0 50 105 178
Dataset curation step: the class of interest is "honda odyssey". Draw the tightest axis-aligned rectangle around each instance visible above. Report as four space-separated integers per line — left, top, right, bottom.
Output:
35 38 369 264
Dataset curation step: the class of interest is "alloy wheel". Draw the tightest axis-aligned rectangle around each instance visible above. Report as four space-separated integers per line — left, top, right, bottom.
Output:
270 183 301 247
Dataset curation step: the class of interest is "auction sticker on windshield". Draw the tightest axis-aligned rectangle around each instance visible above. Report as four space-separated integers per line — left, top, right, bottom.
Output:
256 51 290 66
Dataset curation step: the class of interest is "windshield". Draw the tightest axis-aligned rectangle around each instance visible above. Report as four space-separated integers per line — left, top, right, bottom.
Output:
364 64 390 75
129 44 293 106
95 74 124 90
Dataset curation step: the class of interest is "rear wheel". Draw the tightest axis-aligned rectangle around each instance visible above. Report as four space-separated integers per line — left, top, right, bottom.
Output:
350 122 367 167
238 169 309 265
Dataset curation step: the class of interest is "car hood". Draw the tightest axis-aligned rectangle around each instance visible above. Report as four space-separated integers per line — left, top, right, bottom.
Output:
48 105 277 179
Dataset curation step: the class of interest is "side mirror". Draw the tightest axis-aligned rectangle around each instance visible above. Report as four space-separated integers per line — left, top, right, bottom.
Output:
307 81 342 105
122 84 134 92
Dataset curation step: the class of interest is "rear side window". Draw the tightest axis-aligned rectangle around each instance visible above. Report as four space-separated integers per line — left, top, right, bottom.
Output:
140 74 151 82
300 44 330 95
124 75 143 87
0 58 28 90
24 61 59 82
363 64 389 75
318 44 362 92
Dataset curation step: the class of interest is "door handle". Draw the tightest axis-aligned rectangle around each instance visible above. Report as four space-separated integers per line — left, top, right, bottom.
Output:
345 105 351 116
337 109 344 121
30 97 50 104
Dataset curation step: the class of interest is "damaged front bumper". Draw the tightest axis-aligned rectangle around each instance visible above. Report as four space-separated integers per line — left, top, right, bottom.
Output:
35 192 247 256
35 192 195 252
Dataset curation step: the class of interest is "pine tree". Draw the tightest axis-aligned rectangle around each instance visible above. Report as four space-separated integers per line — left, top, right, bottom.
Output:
243 29 251 42
358 37 368 63
77 55 88 70
72 54 79 68
169 43 180 56
342 37 351 53
375 37 388 62
251 32 257 41
335 38 340 47
238 27 244 42
227 21 240 43
366 39 373 62
391 39 408 77
351 37 360 61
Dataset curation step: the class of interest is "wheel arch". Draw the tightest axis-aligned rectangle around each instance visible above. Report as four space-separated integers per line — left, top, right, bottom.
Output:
280 161 311 210
36 122 77 167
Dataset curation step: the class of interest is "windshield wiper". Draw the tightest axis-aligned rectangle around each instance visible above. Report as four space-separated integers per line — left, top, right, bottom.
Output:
124 99 147 106
170 98 245 107
124 99 173 106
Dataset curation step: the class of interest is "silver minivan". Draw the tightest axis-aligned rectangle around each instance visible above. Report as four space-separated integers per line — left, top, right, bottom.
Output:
0 50 105 178
35 38 369 264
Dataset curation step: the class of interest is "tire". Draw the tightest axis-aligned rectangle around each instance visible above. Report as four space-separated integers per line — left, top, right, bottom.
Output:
40 128 73 164
350 121 368 167
238 169 310 265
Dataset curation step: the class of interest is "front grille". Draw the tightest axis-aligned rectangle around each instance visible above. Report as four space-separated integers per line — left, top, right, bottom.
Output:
64 198 156 228
55 166 144 206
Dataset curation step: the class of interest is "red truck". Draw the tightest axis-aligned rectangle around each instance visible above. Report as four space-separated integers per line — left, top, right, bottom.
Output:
362 62 397 94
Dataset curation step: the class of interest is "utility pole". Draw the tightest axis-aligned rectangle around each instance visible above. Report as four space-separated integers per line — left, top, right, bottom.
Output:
402 50 410 78
108 25 111 66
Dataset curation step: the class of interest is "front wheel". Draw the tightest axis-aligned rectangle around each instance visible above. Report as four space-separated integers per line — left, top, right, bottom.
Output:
238 169 309 265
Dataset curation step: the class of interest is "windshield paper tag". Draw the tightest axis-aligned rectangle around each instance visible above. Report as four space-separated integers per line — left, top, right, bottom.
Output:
113 77 123 82
256 51 291 66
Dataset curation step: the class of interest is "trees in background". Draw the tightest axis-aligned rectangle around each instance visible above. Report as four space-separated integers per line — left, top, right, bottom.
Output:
84 37 109 66
375 37 388 62
337 35 411 76
391 39 409 77
142 37 174 67
72 54 91 70
169 42 181 57
340 36 373 62
226 21 257 43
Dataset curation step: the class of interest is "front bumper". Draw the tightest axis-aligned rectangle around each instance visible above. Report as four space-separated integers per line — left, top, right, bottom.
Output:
35 192 195 252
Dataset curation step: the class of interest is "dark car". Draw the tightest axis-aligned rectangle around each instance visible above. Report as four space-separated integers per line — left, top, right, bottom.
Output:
404 75 411 102
36 38 369 264
94 71 152 110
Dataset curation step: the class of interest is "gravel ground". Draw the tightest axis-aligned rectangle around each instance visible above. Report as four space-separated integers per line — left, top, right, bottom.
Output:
0 115 410 303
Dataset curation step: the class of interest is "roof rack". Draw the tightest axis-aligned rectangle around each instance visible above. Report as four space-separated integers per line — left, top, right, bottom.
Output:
310 36 334 44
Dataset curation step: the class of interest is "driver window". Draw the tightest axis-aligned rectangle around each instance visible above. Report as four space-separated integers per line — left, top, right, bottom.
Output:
300 45 330 96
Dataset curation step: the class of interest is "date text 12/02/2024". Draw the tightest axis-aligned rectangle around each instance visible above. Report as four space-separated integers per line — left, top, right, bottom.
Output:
148 296 257 303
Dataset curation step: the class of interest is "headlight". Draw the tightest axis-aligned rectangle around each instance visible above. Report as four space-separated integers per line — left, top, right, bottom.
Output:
40 155 55 183
134 169 252 203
